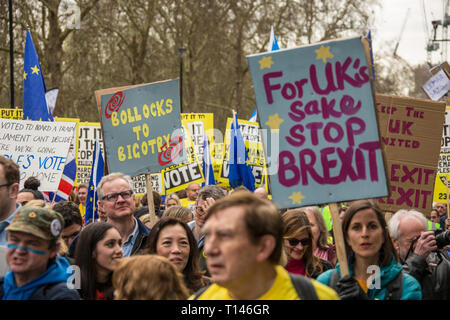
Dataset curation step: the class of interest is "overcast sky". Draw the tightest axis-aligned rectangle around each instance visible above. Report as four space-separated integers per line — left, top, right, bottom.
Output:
373 0 447 66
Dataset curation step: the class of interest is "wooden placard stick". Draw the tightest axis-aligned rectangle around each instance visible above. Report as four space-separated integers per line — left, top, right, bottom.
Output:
329 202 349 277
145 174 157 227
447 175 449 216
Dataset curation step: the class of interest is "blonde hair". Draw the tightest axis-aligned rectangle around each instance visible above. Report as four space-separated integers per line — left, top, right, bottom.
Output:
139 213 159 225
164 193 181 206
113 255 189 300
162 205 193 223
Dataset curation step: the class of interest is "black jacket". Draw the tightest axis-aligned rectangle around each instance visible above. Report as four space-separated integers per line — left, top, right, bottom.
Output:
402 252 450 300
68 218 151 258
131 216 150 255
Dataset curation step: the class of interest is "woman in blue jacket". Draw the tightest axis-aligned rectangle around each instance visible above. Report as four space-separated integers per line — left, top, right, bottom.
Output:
316 200 422 300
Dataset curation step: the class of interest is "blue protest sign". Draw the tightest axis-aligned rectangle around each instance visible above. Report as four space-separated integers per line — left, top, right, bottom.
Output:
100 79 186 177
247 37 388 209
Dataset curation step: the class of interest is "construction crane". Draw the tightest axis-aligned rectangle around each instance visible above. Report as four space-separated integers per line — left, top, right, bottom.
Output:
426 0 450 66
394 8 411 57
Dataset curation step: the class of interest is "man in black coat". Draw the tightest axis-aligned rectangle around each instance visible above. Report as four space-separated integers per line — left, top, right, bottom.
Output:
389 209 450 300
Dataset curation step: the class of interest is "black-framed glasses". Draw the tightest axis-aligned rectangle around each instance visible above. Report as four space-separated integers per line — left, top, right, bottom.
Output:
286 237 311 247
102 190 134 202
0 183 12 189
404 235 420 262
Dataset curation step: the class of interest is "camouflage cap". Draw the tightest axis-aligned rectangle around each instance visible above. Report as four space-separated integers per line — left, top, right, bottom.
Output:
6 206 65 241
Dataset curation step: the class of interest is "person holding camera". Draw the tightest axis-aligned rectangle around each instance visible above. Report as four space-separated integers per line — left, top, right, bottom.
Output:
389 209 450 300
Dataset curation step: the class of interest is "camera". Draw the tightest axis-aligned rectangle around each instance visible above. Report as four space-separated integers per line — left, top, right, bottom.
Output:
434 229 450 249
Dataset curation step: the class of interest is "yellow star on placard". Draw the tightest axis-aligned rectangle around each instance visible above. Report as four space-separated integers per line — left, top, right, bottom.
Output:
289 191 305 205
31 65 40 75
23 72 27 80
315 45 334 63
259 56 274 70
265 113 284 130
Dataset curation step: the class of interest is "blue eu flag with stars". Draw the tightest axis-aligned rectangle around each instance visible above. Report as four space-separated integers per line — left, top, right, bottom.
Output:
22 29 54 121
85 140 105 225
228 111 255 191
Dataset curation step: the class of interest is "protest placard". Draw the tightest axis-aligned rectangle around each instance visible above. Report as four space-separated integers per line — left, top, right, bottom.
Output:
375 94 446 214
0 108 23 120
99 80 185 177
247 36 388 209
162 122 204 194
76 122 103 186
422 69 450 101
55 117 79 167
131 173 165 196
0 118 76 190
433 106 450 203
181 113 214 162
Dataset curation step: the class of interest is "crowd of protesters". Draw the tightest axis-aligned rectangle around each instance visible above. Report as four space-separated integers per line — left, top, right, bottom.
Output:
0 155 449 300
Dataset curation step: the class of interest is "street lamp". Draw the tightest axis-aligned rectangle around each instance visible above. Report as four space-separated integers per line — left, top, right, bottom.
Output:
178 46 187 113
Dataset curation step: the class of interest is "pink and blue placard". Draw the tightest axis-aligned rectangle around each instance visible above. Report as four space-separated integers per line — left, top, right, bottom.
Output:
247 36 389 209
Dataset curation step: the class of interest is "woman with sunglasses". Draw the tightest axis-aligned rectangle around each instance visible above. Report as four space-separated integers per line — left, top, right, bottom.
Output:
282 209 333 279
316 200 422 300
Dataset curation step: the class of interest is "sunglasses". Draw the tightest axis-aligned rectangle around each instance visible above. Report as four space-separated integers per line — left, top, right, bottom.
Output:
286 238 311 247
102 190 134 202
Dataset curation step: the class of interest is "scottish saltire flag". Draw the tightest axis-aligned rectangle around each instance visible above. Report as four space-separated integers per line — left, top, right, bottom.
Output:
228 111 255 191
49 150 77 202
202 134 215 186
268 26 280 51
366 30 376 81
85 141 105 225
22 29 54 121
249 108 258 122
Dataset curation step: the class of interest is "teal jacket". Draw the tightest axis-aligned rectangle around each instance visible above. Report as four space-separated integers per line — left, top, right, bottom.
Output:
316 258 422 300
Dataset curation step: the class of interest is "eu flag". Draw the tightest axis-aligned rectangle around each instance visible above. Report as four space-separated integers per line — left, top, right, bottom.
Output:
202 133 216 186
85 140 105 225
228 111 255 191
22 29 54 121
268 26 280 51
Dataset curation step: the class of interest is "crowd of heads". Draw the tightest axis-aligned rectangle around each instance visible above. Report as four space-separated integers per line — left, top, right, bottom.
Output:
1 153 449 300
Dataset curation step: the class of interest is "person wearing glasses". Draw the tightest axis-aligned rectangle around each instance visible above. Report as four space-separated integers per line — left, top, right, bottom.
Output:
388 209 450 300
0 156 21 247
97 173 150 257
282 209 333 279
317 200 422 300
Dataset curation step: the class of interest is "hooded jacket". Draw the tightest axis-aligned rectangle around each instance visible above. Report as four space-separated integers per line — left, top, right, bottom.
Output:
0 256 80 300
316 258 422 300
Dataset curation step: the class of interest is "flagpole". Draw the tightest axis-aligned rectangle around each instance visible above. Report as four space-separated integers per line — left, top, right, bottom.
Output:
9 0 14 107
145 174 157 227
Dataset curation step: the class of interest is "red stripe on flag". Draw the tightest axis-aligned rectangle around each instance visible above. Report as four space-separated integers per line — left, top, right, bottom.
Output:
59 179 73 195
